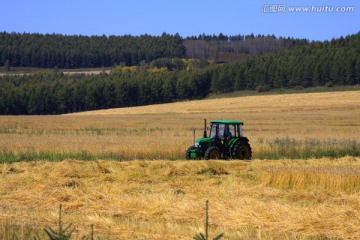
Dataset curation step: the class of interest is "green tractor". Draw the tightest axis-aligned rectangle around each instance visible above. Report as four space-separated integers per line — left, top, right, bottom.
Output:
186 119 252 160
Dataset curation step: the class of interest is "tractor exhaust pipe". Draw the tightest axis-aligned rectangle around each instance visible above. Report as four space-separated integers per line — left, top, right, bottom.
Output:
203 118 207 138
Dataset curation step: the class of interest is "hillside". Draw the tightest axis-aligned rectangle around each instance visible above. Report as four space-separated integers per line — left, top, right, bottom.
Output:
0 91 359 161
0 33 359 115
70 90 360 116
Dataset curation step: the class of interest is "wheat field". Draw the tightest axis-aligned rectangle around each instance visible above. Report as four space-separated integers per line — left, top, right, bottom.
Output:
0 91 359 239
1 91 359 160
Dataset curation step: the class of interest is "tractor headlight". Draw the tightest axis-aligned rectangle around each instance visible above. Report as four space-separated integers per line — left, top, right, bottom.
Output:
195 142 200 147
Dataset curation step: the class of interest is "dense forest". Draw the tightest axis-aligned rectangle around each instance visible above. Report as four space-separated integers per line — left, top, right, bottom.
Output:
0 32 185 68
210 33 360 92
0 32 308 68
0 32 359 115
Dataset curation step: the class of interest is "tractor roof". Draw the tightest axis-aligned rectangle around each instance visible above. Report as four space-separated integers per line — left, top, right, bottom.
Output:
210 120 244 125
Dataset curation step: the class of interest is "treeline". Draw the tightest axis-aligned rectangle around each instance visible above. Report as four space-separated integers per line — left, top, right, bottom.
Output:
0 32 185 68
0 70 211 114
1 32 359 115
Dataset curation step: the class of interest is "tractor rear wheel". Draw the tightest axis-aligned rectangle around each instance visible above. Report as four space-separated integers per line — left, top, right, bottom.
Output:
232 142 252 160
204 146 221 160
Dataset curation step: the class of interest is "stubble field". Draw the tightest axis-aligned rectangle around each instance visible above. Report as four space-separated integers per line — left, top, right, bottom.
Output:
0 91 359 239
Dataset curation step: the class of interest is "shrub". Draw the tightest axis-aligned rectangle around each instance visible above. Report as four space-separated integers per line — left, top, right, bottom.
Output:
255 85 271 92
293 85 304 90
325 81 334 87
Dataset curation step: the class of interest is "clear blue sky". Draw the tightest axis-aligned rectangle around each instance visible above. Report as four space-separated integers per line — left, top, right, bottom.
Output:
1 0 359 41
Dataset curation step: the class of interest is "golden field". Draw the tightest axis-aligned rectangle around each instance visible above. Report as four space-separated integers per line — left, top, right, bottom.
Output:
0 91 359 160
0 91 360 239
1 158 359 239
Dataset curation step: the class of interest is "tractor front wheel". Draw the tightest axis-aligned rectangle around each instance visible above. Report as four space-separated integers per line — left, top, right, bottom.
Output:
204 146 221 160
185 146 198 160
232 142 252 160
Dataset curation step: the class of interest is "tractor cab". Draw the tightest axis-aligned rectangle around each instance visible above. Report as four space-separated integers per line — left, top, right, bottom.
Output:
209 120 243 139
186 119 252 160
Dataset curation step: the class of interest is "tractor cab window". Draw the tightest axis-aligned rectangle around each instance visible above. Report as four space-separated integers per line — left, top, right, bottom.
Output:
210 123 242 138
210 123 232 138
218 124 225 138
238 124 243 137
227 124 236 138
209 123 226 138
209 123 218 138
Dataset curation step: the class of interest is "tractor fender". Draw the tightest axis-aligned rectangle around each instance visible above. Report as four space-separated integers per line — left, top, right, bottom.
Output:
228 138 238 149
228 137 249 150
